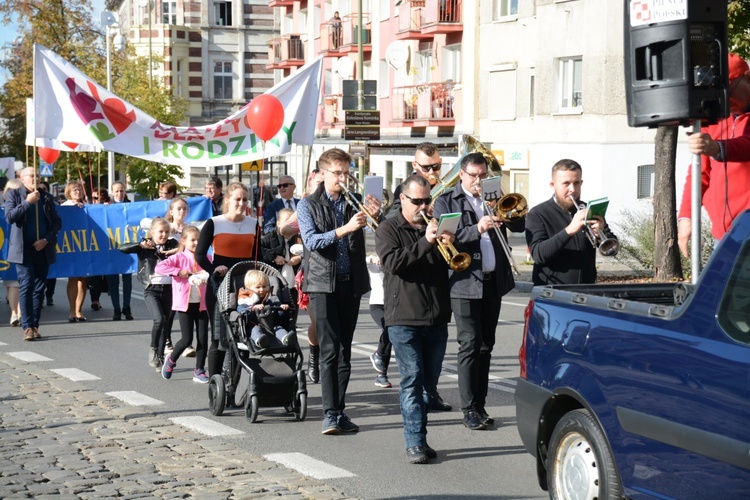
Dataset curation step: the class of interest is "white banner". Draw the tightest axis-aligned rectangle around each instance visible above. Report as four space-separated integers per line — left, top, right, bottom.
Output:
33 44 322 167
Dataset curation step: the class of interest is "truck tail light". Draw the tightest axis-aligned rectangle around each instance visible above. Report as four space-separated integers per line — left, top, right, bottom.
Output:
519 299 533 379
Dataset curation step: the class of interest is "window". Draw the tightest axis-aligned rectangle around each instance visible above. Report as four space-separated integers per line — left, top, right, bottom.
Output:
176 60 184 98
441 44 461 83
718 241 750 344
488 65 517 120
557 57 582 111
414 43 434 83
215 1 232 26
162 1 176 24
380 0 390 21
637 164 654 199
214 61 233 100
493 0 518 20
314 5 321 38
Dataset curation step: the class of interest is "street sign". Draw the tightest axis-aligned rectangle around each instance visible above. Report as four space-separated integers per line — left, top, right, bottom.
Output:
344 127 380 140
349 141 367 157
242 159 264 172
40 161 53 178
345 110 380 126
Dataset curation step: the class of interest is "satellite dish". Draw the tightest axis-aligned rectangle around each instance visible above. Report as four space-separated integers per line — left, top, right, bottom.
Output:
335 57 354 79
385 41 409 70
100 11 119 28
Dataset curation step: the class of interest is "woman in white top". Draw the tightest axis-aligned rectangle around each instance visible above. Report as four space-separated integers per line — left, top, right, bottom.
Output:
62 181 88 322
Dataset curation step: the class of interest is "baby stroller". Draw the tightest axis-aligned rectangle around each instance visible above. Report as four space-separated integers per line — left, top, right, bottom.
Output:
208 261 307 423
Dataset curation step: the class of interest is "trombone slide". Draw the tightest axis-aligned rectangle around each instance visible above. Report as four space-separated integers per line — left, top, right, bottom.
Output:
340 182 379 232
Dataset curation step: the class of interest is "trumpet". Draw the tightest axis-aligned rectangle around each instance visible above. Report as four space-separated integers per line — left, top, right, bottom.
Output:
478 185 521 276
570 196 620 256
339 182 379 232
419 210 471 272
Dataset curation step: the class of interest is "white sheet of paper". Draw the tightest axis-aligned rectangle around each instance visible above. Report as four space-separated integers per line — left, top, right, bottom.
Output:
364 176 383 203
437 212 461 236
481 176 503 204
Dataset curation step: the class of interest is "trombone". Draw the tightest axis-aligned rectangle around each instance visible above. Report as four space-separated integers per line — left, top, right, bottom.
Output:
339 181 379 232
570 196 620 256
419 210 471 272
478 186 521 276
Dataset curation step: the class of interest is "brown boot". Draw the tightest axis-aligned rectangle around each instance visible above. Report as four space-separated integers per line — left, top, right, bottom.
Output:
33 327 41 339
24 328 34 341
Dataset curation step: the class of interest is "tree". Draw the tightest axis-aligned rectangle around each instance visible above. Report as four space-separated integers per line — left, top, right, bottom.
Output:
728 0 750 59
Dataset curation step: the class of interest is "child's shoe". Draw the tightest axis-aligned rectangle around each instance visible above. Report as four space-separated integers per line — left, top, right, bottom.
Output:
162 355 176 380
282 332 297 346
193 369 209 384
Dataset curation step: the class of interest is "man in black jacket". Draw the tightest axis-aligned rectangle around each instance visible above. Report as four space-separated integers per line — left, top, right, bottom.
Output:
433 153 524 430
297 148 380 435
375 174 452 464
525 159 615 285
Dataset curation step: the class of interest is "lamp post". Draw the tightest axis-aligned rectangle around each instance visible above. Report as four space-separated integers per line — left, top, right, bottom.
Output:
101 11 126 189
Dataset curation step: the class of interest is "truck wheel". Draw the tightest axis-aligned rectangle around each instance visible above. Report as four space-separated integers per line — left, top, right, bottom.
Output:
547 409 622 500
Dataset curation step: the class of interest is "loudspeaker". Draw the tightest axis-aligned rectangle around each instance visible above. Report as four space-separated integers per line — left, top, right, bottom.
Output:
624 0 728 128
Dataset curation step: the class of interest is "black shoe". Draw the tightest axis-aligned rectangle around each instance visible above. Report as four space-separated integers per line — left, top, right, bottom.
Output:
113 308 122 321
430 392 452 411
91 301 101 311
424 444 437 459
46 297 54 307
406 446 429 464
462 410 488 430
122 306 134 320
308 345 320 384
476 407 495 426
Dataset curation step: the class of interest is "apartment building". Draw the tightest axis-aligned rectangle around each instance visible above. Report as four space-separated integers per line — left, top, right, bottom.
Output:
110 0 276 190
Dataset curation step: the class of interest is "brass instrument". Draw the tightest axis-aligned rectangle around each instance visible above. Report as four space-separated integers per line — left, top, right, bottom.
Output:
570 196 620 257
346 173 394 214
339 181 379 232
420 210 471 272
429 135 505 202
478 183 521 276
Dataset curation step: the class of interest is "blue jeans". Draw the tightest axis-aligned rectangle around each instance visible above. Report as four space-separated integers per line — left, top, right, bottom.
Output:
106 274 132 311
388 323 449 449
16 246 50 330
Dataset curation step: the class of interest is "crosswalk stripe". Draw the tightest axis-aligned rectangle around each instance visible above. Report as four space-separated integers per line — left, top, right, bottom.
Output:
8 351 52 362
264 452 356 479
106 390 163 406
51 368 101 381
170 416 244 436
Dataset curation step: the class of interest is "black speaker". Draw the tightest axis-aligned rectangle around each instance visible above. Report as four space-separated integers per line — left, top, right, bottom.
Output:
624 0 728 128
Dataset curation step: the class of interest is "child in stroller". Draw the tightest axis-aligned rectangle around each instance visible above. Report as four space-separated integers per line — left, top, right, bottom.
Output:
237 270 296 349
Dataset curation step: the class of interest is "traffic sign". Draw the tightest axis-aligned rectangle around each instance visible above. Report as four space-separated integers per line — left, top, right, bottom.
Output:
40 162 53 178
242 159 264 172
344 127 380 140
345 110 380 126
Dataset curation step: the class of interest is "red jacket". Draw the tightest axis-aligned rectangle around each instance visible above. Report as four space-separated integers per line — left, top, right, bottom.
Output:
678 113 750 240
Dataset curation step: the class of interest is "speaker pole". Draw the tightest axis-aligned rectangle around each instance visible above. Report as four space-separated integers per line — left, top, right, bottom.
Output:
690 119 702 284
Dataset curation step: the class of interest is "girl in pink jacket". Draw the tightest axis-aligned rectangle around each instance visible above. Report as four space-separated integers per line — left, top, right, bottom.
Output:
155 226 211 383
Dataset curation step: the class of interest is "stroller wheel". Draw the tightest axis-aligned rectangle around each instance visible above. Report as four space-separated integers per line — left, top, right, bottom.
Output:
294 393 307 421
208 374 226 416
245 393 259 423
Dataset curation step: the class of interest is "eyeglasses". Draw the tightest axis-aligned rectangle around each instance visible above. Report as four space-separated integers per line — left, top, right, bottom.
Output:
462 169 489 180
415 161 442 172
324 169 349 178
402 193 432 206
277 183 294 189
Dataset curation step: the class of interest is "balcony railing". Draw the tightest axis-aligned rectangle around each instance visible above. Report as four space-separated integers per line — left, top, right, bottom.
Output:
320 13 372 54
267 34 304 69
391 82 459 122
422 0 463 33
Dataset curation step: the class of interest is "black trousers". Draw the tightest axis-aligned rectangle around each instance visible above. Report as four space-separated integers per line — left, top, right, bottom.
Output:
309 280 360 416
370 304 392 360
451 278 501 412
143 285 172 356
172 303 209 370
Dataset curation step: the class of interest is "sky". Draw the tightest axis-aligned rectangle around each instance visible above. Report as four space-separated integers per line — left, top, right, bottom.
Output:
0 0 107 85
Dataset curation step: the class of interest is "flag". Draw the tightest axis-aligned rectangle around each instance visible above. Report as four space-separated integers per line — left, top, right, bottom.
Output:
33 44 323 167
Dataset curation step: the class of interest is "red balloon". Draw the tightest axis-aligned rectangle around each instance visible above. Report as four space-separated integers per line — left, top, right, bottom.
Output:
38 147 60 164
246 94 284 141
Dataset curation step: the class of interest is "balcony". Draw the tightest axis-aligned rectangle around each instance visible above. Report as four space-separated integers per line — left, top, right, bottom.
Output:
268 0 296 7
396 0 462 39
320 13 372 55
391 81 460 126
322 94 344 127
267 34 305 70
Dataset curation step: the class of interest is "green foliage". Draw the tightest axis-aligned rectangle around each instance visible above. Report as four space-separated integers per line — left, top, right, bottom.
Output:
120 156 186 200
615 207 714 281
728 0 750 59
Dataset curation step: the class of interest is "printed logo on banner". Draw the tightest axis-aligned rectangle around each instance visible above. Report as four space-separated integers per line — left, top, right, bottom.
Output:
630 0 687 28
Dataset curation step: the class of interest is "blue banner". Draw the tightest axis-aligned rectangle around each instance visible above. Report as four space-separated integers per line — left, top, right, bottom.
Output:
0 197 212 279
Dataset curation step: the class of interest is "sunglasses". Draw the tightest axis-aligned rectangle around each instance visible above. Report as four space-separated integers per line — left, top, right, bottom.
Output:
415 161 442 172
402 193 432 206
277 183 294 189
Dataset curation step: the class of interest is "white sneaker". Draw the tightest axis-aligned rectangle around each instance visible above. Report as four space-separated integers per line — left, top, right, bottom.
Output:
10 314 19 327
184 346 196 358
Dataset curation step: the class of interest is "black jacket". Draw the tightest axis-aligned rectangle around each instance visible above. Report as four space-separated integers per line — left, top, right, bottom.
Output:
120 239 179 288
432 182 523 299
260 230 302 275
375 209 451 327
299 184 369 295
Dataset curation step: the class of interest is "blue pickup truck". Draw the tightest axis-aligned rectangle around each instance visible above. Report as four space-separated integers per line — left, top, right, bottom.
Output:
515 211 750 499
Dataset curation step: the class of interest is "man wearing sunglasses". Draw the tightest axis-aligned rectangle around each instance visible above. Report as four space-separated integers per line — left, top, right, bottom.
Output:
388 142 443 217
263 175 300 233
433 152 524 431
374 174 452 463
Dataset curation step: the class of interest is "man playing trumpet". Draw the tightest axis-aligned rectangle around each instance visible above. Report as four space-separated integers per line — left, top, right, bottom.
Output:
525 159 617 286
374 174 452 464
433 153 524 431
296 148 381 435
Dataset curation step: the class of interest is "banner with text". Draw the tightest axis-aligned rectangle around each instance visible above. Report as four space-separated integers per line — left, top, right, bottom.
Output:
33 44 323 165
0 197 212 280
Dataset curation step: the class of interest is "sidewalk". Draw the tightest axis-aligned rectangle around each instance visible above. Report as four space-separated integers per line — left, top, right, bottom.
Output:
0 353 348 499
